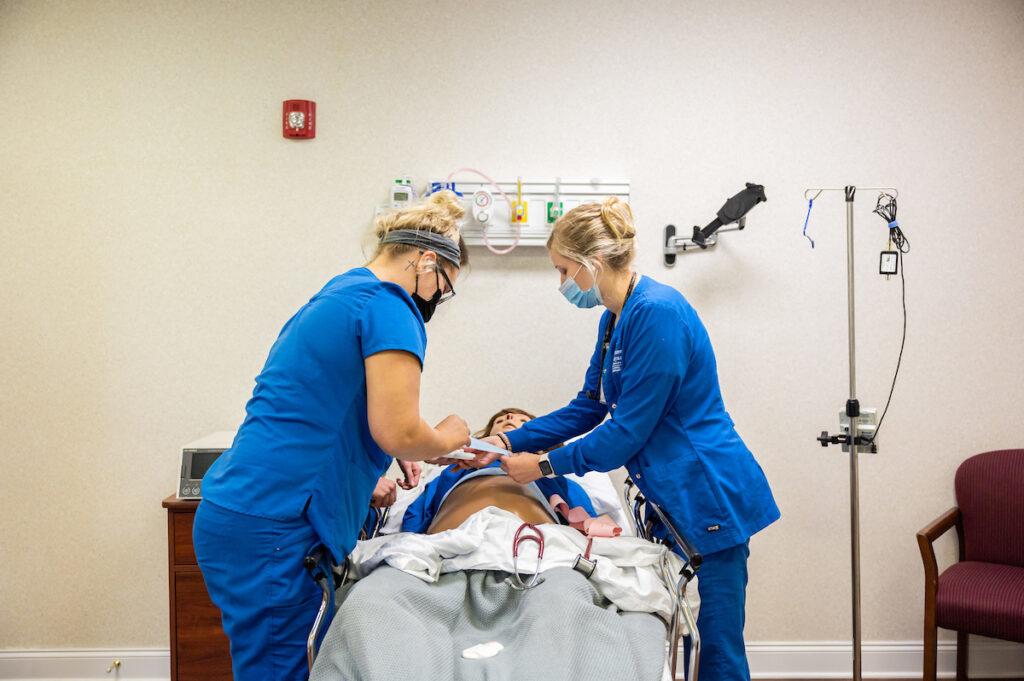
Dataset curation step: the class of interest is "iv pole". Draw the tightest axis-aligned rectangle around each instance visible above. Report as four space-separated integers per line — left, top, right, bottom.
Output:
806 184 899 681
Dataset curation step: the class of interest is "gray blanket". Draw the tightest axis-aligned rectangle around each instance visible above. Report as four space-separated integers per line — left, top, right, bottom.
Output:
310 566 668 681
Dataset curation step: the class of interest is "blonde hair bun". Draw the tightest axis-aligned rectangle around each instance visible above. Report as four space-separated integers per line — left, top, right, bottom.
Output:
600 196 636 240
374 189 465 239
426 189 466 221
370 189 468 267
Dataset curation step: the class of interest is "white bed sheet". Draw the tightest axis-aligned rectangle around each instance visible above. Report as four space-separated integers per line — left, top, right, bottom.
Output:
348 506 699 625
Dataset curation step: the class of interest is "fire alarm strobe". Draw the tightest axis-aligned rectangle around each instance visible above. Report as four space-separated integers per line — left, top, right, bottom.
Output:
283 100 315 138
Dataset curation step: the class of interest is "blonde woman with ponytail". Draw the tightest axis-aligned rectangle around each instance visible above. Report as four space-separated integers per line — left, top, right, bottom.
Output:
193 191 472 681
469 196 780 681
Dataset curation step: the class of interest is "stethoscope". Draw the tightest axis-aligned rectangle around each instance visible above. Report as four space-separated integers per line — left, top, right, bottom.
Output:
508 522 545 590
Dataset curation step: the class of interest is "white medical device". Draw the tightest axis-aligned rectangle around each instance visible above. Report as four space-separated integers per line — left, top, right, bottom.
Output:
177 431 235 499
472 189 492 223
390 181 414 209
838 408 877 452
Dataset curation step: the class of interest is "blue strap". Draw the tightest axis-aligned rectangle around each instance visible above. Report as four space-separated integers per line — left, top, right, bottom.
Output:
803 199 815 248
889 220 899 229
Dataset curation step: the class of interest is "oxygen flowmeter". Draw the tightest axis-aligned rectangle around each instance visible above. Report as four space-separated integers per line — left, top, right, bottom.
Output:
472 189 493 224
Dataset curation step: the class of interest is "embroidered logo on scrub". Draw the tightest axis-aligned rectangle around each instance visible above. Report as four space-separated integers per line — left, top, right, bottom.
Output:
707 524 721 532
611 349 623 373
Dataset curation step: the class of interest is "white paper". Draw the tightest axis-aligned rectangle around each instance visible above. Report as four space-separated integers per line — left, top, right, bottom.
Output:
466 437 510 456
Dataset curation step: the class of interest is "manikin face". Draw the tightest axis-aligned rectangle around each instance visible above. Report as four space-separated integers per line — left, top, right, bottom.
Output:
489 411 531 435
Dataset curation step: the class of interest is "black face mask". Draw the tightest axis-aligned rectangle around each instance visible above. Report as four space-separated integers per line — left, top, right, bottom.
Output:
412 268 442 323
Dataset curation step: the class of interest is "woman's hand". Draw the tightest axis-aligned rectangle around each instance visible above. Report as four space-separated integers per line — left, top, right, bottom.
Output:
422 415 472 467
370 477 398 507
421 415 472 466
396 460 421 490
435 413 471 451
500 453 542 484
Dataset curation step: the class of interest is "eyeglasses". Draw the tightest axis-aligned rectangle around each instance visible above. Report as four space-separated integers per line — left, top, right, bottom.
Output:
437 266 456 304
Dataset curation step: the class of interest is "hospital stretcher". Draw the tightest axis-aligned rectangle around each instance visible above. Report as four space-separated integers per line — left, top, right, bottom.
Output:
301 477 701 681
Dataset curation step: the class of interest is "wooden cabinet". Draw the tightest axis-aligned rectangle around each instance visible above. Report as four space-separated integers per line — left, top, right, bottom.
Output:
163 496 233 681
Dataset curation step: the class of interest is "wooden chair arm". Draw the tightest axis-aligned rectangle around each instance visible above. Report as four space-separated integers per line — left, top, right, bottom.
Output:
918 507 960 544
917 506 961 681
917 506 960 590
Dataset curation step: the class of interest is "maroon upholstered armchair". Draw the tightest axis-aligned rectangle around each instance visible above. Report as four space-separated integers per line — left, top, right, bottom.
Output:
916 449 1024 681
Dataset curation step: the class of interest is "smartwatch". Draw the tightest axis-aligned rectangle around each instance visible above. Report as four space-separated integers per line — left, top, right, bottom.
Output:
538 452 557 478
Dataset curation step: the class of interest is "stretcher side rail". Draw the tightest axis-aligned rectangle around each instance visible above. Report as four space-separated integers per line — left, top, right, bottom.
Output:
303 505 389 674
624 478 702 681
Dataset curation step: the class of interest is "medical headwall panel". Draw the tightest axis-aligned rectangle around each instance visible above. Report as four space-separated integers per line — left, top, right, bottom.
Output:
376 176 630 250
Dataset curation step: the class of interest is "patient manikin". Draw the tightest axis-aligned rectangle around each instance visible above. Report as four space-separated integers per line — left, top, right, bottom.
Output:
401 408 597 534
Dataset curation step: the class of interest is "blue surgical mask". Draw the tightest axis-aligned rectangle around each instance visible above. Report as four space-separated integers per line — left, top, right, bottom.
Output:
559 264 603 309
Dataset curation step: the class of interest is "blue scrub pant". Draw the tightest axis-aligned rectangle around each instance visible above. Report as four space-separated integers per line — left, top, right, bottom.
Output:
684 541 751 681
193 500 325 681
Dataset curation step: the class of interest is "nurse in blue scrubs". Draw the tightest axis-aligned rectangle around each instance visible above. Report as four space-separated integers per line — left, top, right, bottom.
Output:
473 197 780 681
193 191 473 681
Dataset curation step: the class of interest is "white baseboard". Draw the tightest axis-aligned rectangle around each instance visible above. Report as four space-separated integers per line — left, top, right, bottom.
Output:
2 641 1022 680
743 640 1024 678
0 649 168 680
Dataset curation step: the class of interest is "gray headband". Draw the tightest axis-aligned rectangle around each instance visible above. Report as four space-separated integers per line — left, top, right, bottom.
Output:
380 229 461 267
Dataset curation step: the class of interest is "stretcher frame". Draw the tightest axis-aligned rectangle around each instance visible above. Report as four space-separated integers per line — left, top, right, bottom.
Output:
302 483 702 681
302 506 388 671
624 477 703 681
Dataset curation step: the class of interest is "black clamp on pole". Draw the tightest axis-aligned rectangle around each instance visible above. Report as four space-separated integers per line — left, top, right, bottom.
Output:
817 399 877 452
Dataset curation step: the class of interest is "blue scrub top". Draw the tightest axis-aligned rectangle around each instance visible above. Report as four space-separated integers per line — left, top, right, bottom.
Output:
202 267 427 562
506 275 780 555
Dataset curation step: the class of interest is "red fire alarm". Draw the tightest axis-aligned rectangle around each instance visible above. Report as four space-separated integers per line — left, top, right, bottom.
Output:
283 100 315 138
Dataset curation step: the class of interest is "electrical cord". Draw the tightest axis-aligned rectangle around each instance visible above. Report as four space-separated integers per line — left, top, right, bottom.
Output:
867 193 907 444
873 193 909 253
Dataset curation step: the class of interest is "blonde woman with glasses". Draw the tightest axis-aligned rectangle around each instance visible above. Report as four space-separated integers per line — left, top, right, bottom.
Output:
193 191 472 681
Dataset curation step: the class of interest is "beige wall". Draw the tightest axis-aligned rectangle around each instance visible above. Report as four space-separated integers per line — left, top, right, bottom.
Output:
2 0 1022 649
